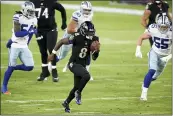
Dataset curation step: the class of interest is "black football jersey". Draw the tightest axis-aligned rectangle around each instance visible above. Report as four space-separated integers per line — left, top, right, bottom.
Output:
68 33 99 67
30 0 66 31
145 1 169 27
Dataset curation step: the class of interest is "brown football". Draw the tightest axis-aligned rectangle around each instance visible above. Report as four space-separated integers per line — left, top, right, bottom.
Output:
90 41 100 52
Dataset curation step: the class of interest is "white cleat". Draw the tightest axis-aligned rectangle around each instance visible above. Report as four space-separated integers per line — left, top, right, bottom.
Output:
90 76 94 81
140 92 147 101
37 77 48 81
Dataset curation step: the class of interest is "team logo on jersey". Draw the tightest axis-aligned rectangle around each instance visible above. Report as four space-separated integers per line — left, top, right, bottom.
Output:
85 41 87 45
166 34 169 38
69 63 73 68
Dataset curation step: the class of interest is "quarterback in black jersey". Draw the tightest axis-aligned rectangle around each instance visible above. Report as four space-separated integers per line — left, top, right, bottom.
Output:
48 21 100 113
141 0 172 46
30 0 67 82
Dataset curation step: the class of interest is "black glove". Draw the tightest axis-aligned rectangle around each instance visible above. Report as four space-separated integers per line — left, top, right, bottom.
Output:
61 21 67 30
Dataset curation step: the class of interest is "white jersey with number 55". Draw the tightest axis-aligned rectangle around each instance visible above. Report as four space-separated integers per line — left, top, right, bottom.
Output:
148 24 172 56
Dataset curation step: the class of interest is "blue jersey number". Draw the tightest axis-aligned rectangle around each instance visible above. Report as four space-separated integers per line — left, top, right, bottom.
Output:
154 37 169 49
21 24 33 31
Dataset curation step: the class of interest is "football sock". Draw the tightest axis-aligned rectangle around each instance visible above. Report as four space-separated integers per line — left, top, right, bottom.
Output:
66 88 76 104
78 74 90 92
2 66 15 91
143 69 156 88
15 64 33 71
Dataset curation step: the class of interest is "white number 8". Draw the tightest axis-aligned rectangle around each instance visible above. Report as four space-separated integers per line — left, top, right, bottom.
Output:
79 48 87 58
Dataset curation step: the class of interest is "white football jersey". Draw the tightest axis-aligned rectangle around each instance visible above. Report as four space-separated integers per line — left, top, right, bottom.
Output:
148 24 172 56
71 10 93 30
11 13 37 48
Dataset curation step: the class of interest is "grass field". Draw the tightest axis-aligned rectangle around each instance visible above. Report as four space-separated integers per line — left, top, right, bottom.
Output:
1 3 172 115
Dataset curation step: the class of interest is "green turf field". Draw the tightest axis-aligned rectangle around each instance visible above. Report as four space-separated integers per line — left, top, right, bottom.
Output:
1 3 172 115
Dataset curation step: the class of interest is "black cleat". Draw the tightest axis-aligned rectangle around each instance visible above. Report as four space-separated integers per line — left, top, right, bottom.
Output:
52 69 59 82
37 72 50 81
62 101 70 113
75 90 82 105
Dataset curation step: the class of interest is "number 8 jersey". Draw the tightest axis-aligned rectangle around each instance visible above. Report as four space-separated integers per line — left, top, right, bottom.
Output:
148 24 172 56
68 32 99 67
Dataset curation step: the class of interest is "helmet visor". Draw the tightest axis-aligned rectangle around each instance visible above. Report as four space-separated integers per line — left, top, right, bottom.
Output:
27 9 35 18
82 9 91 15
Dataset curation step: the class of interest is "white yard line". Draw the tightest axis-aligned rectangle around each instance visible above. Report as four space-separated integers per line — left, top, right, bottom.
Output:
18 104 44 107
1 1 144 15
1 63 171 69
4 96 171 104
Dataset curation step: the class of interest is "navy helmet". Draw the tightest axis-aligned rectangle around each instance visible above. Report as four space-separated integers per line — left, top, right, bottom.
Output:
78 21 95 37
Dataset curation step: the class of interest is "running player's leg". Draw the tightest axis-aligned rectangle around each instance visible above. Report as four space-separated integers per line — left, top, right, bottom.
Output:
17 47 34 71
62 75 81 112
47 29 59 82
141 49 158 101
2 48 20 94
152 57 167 81
36 32 50 81
68 63 90 104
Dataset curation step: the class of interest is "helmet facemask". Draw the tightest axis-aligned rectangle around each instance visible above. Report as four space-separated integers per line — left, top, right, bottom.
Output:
156 14 170 34
80 1 92 18
158 24 169 34
21 2 35 19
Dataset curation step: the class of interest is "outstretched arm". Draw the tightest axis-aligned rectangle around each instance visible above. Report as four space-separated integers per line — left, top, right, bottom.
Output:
47 38 70 62
135 32 151 58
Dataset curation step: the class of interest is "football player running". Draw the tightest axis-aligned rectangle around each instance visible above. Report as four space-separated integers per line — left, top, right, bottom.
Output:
55 1 94 80
135 13 172 101
1 1 37 94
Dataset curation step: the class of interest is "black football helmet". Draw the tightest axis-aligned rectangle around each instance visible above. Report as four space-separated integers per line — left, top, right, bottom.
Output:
78 21 95 37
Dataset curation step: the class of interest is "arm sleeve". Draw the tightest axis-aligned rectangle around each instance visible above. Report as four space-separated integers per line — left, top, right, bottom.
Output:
13 14 29 37
54 2 67 24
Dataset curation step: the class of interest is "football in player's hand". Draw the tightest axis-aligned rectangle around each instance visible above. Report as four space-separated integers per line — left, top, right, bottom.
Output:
90 41 100 52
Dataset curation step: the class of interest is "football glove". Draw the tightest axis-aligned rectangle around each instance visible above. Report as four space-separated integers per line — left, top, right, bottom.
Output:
135 45 142 58
6 39 12 48
61 21 67 30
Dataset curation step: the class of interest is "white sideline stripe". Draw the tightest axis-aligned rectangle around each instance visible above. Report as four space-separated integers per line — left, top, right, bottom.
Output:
1 1 143 15
18 104 44 107
5 96 171 103
1 63 172 69
1 63 171 68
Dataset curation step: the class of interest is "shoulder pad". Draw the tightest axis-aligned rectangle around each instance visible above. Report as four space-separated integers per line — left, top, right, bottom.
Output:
148 24 158 33
13 13 21 22
145 2 152 10
72 10 81 22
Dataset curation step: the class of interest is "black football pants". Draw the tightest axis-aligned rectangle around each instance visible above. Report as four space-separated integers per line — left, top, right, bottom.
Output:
37 29 58 66
65 63 91 104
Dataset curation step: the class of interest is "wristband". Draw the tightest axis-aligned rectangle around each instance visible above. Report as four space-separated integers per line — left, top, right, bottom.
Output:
52 49 57 54
136 45 141 51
